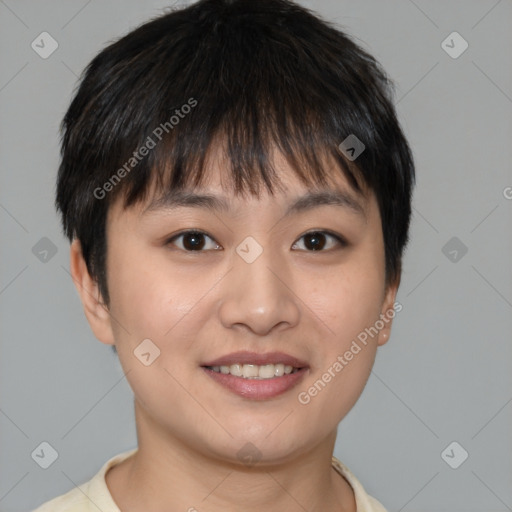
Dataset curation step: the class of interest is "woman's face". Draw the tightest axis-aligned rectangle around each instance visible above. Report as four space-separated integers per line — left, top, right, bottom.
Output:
80 150 398 466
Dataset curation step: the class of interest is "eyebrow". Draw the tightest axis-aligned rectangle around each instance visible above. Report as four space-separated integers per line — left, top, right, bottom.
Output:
141 189 367 220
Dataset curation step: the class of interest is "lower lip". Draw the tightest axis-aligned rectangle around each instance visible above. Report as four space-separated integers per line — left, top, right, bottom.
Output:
201 367 308 400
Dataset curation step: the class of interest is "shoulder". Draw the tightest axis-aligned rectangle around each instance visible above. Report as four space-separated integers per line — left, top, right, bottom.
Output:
31 448 138 512
31 487 91 511
331 456 388 512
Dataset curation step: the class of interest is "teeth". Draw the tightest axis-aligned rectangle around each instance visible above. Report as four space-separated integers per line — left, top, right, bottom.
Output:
230 364 243 377
242 364 260 378
207 363 300 379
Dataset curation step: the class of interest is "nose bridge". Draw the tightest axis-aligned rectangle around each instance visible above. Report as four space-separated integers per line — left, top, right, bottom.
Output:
235 234 285 301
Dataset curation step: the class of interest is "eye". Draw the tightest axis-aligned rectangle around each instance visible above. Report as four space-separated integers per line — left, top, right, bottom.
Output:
165 229 347 252
166 230 220 252
292 230 347 252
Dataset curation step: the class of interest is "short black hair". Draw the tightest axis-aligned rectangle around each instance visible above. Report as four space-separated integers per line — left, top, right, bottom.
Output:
56 0 415 309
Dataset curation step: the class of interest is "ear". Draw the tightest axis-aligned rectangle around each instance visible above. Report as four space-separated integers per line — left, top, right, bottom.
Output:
377 276 400 347
69 239 115 345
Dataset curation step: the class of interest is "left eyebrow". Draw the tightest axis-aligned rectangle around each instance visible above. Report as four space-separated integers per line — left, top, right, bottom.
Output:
282 190 366 220
141 189 367 220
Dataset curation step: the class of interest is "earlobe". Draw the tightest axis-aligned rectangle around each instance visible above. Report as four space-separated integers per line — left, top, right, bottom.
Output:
69 239 115 345
377 280 399 347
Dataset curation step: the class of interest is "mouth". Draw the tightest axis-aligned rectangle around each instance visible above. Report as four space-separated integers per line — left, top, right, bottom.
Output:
201 351 309 400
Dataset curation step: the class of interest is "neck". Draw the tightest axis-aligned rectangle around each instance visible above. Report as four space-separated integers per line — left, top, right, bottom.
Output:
106 399 356 512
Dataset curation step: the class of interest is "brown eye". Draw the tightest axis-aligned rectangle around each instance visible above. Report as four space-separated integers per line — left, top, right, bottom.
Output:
292 231 346 252
166 230 220 251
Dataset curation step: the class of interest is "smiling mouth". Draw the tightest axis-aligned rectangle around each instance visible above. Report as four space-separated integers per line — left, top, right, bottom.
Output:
202 363 302 379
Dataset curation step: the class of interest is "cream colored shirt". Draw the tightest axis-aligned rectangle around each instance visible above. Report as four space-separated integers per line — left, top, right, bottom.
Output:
32 449 387 511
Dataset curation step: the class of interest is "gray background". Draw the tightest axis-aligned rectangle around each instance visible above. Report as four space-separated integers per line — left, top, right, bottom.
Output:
1 1 511 511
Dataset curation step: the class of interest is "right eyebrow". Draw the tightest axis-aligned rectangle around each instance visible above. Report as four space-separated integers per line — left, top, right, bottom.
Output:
141 191 230 216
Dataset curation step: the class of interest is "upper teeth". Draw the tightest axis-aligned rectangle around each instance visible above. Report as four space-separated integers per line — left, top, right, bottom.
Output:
208 363 299 379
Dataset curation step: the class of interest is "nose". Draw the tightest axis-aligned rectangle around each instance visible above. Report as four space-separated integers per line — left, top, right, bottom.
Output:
218 242 300 336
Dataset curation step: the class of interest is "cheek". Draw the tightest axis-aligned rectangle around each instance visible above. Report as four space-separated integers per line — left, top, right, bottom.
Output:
308 259 385 347
106 246 200 413
106 242 186 338
297 268 383 427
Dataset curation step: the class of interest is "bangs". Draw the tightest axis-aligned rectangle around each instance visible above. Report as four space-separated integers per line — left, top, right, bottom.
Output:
120 98 367 211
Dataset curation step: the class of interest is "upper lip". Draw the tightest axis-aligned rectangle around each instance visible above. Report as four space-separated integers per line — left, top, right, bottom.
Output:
201 351 309 368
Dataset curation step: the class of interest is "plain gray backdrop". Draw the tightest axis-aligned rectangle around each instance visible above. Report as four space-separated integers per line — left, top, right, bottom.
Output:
1 1 511 511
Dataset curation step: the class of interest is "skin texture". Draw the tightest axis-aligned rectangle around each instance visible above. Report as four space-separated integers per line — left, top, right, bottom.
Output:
70 148 398 512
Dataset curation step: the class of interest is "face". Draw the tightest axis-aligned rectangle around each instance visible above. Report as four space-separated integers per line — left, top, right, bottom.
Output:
72 149 399 466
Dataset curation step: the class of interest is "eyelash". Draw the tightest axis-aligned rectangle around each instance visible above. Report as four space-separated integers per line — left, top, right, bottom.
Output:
165 229 348 253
